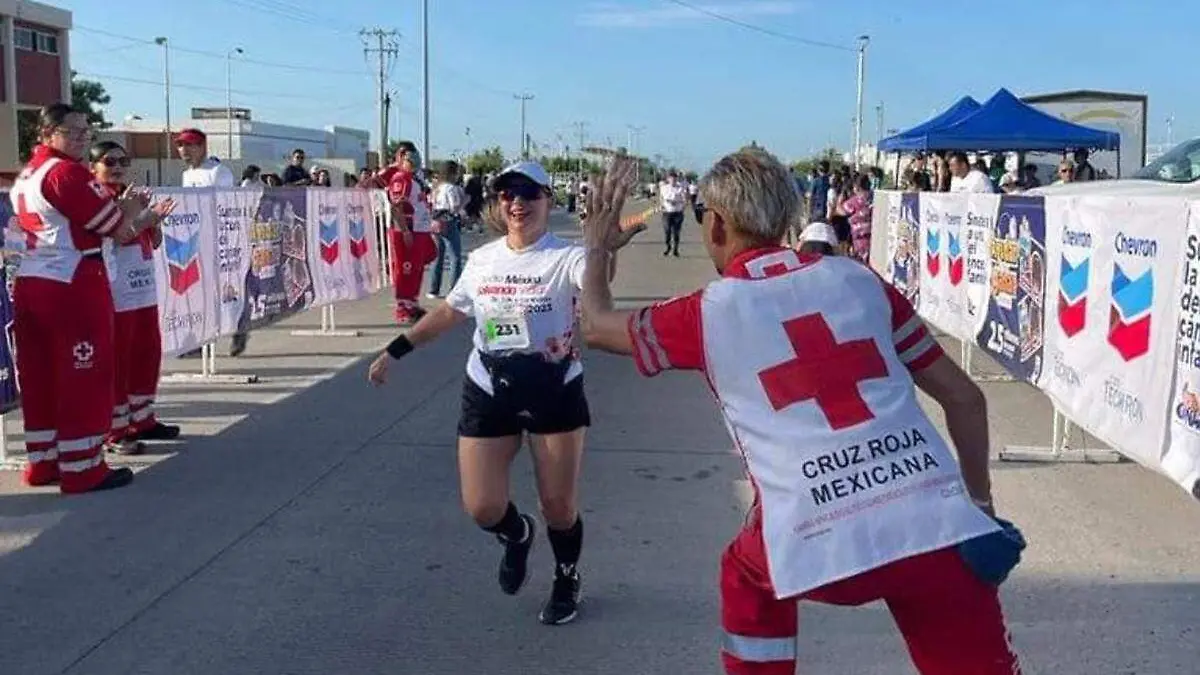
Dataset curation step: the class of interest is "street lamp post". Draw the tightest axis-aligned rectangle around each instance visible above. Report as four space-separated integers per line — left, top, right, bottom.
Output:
154 37 170 163
853 35 869 170
226 47 244 160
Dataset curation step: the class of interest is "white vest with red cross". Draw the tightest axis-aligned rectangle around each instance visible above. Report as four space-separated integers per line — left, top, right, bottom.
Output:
702 249 999 599
108 233 158 311
9 158 105 283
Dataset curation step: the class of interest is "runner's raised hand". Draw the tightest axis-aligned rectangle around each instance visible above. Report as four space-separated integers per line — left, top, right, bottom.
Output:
583 156 641 252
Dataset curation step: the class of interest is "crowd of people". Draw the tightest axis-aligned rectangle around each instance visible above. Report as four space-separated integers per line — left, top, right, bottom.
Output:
8 100 1029 672
365 147 1026 673
899 148 1101 193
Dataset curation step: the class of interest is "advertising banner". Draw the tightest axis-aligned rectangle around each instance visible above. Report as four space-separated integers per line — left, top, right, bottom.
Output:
917 193 968 340
246 187 314 327
214 187 259 336
154 188 220 356
887 191 921 306
307 188 382 305
1040 196 1185 469
1163 203 1200 495
974 195 1046 383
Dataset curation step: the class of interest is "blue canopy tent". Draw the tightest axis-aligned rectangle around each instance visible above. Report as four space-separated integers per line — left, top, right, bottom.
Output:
877 96 982 152
907 88 1121 152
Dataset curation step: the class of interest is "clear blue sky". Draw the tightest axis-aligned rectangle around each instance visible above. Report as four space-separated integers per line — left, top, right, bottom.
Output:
61 0 1193 170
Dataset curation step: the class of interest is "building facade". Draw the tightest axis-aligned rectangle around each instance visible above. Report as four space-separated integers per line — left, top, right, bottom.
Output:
0 0 71 172
110 108 372 169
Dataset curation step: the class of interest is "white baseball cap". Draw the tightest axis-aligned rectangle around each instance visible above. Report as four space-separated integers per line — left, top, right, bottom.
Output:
494 161 552 190
800 222 838 246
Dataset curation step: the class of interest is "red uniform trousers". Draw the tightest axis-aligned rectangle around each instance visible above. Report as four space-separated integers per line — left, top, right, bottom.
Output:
388 229 436 315
107 305 162 442
14 259 116 493
720 509 1021 675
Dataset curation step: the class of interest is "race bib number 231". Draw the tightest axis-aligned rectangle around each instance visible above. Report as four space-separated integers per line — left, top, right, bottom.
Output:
484 315 530 350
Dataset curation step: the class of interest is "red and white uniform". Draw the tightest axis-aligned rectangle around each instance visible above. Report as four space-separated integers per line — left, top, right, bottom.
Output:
627 247 1020 675
10 145 124 492
377 166 436 319
101 183 164 443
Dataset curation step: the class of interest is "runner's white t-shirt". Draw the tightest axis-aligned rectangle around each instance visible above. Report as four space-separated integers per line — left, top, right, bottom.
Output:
445 232 586 393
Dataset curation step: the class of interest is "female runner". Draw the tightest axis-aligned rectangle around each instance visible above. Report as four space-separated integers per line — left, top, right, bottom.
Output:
368 160 639 625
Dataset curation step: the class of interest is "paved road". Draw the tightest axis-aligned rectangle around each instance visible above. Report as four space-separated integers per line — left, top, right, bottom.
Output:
0 206 1198 674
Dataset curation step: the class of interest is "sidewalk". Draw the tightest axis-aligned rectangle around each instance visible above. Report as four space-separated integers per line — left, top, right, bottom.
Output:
0 206 1197 675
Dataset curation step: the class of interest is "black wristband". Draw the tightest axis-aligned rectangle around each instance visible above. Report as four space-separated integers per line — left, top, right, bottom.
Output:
386 334 414 360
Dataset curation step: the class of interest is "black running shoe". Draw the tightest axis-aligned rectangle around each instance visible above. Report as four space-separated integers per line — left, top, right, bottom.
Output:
497 514 535 595
538 564 582 626
133 421 181 441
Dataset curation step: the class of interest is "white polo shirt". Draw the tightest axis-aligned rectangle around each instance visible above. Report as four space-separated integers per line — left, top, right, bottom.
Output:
182 157 235 188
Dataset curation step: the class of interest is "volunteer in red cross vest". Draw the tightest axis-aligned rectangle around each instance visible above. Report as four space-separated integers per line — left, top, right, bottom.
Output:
10 104 176 493
367 161 640 626
369 141 437 325
89 140 181 456
578 151 1024 675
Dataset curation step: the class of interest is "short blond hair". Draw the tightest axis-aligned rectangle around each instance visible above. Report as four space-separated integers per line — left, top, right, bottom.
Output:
698 147 800 242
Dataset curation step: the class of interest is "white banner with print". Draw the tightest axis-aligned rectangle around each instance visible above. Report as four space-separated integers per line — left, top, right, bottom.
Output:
153 188 221 356
1163 204 1200 494
1039 196 1185 470
214 187 259 336
306 188 382 306
962 192 999 340
917 193 969 341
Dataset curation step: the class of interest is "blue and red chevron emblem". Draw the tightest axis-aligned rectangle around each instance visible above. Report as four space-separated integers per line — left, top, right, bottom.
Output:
318 219 339 265
1107 263 1152 361
348 217 368 259
946 232 963 286
925 228 941 277
164 231 201 295
1057 255 1089 338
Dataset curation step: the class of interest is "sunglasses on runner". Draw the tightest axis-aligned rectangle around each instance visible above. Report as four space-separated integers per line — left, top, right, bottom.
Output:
102 156 131 168
499 181 547 202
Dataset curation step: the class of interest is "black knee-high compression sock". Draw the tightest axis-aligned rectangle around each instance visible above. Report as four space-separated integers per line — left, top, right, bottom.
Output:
482 502 528 543
547 517 583 569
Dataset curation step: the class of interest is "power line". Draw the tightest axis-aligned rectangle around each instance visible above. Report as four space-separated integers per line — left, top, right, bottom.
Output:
74 25 371 77
659 0 853 52
219 0 360 35
361 28 401 160
76 71 335 101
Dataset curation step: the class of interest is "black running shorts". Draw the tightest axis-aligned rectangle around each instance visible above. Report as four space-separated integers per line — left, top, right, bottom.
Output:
458 373 591 438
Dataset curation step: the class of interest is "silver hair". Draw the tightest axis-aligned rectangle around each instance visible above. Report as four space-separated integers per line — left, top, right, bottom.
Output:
698 147 800 241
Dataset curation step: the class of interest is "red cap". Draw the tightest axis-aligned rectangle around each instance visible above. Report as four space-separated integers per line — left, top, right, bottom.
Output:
174 128 206 145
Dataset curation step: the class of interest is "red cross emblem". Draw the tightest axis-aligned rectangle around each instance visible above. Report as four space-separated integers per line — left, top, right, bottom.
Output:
14 193 45 251
757 314 889 430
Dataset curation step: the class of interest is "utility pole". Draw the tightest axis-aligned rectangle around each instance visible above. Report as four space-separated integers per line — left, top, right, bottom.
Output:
154 37 170 163
874 102 884 166
361 28 400 167
515 93 534 159
853 35 869 170
421 0 430 163
627 124 645 183
573 121 588 175
226 47 243 159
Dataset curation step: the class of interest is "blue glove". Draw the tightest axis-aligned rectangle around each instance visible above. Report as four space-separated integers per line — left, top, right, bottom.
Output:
957 517 1026 587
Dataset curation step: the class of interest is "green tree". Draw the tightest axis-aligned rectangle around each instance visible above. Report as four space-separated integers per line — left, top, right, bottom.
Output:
18 73 112 162
466 146 506 175
71 72 111 129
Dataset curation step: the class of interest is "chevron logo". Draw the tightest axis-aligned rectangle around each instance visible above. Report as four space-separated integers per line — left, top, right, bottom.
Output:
925 228 941 277
946 232 963 286
348 217 368 259
164 231 201 295
1057 255 1089 338
1107 263 1153 361
318 219 339 265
